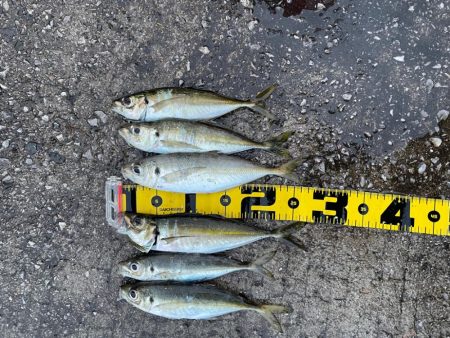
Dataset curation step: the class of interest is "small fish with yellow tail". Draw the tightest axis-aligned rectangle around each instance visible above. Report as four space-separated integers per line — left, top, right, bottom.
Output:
118 250 276 282
118 120 293 157
112 85 277 121
121 152 300 193
117 214 306 254
119 283 289 333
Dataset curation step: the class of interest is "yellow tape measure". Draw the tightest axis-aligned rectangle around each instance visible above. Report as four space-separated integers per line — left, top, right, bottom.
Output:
105 177 449 236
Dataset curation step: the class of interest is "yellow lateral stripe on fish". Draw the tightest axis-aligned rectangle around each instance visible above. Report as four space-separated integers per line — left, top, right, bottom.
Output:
117 182 449 237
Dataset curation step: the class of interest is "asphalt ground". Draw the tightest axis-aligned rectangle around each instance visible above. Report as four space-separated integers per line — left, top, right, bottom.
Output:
0 0 448 337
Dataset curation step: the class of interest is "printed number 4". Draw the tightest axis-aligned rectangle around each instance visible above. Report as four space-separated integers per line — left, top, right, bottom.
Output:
380 198 415 230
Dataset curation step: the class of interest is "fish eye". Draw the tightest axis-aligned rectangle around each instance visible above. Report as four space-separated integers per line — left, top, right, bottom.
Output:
130 263 139 271
150 297 154 303
133 166 141 174
121 97 131 106
129 289 137 299
133 217 142 225
155 131 160 137
133 127 140 134
154 167 160 175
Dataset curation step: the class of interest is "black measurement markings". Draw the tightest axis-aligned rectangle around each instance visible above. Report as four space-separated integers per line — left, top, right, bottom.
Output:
312 190 348 224
185 194 196 213
380 197 415 232
124 186 137 213
151 195 162 207
240 185 276 219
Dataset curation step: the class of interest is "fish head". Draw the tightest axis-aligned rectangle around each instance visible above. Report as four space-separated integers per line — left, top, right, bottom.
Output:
112 94 148 120
119 124 159 151
119 284 151 311
119 214 157 251
121 159 159 187
118 257 149 279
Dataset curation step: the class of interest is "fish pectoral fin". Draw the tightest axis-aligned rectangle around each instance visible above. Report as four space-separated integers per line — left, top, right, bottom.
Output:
152 96 188 110
160 236 194 244
161 167 208 183
160 140 202 150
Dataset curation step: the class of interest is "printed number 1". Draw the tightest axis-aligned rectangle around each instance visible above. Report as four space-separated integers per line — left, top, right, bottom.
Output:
380 198 415 231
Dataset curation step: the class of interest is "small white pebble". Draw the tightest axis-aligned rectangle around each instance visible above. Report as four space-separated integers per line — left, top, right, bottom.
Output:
199 46 210 55
60 91 67 97
42 115 49 122
430 137 442 147
56 134 64 142
393 55 405 62
248 20 258 31
418 163 427 175
317 3 326 10
437 109 449 121
58 222 67 230
94 111 107 123
342 93 352 101
87 118 98 127
2 139 10 148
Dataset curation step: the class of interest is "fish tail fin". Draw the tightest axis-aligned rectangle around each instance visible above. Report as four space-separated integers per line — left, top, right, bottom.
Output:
248 84 278 120
248 249 277 280
250 103 276 120
254 84 278 102
272 222 307 251
276 159 301 183
257 304 289 333
263 131 294 158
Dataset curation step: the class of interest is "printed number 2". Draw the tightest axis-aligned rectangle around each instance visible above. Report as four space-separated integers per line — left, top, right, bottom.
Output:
380 198 415 231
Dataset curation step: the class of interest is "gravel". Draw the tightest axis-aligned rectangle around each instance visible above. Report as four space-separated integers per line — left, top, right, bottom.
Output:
0 0 448 337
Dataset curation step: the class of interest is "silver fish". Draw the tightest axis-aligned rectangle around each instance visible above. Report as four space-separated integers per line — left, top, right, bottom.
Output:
118 250 276 282
121 152 299 193
112 85 277 121
119 283 288 332
118 120 292 156
118 214 306 254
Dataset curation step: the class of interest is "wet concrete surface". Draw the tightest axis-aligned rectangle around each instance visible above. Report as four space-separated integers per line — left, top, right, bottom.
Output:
0 0 449 337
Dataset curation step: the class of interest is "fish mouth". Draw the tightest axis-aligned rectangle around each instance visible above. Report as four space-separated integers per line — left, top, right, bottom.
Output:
118 285 129 301
121 167 132 179
117 262 130 277
118 128 128 139
111 101 123 114
123 214 132 227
